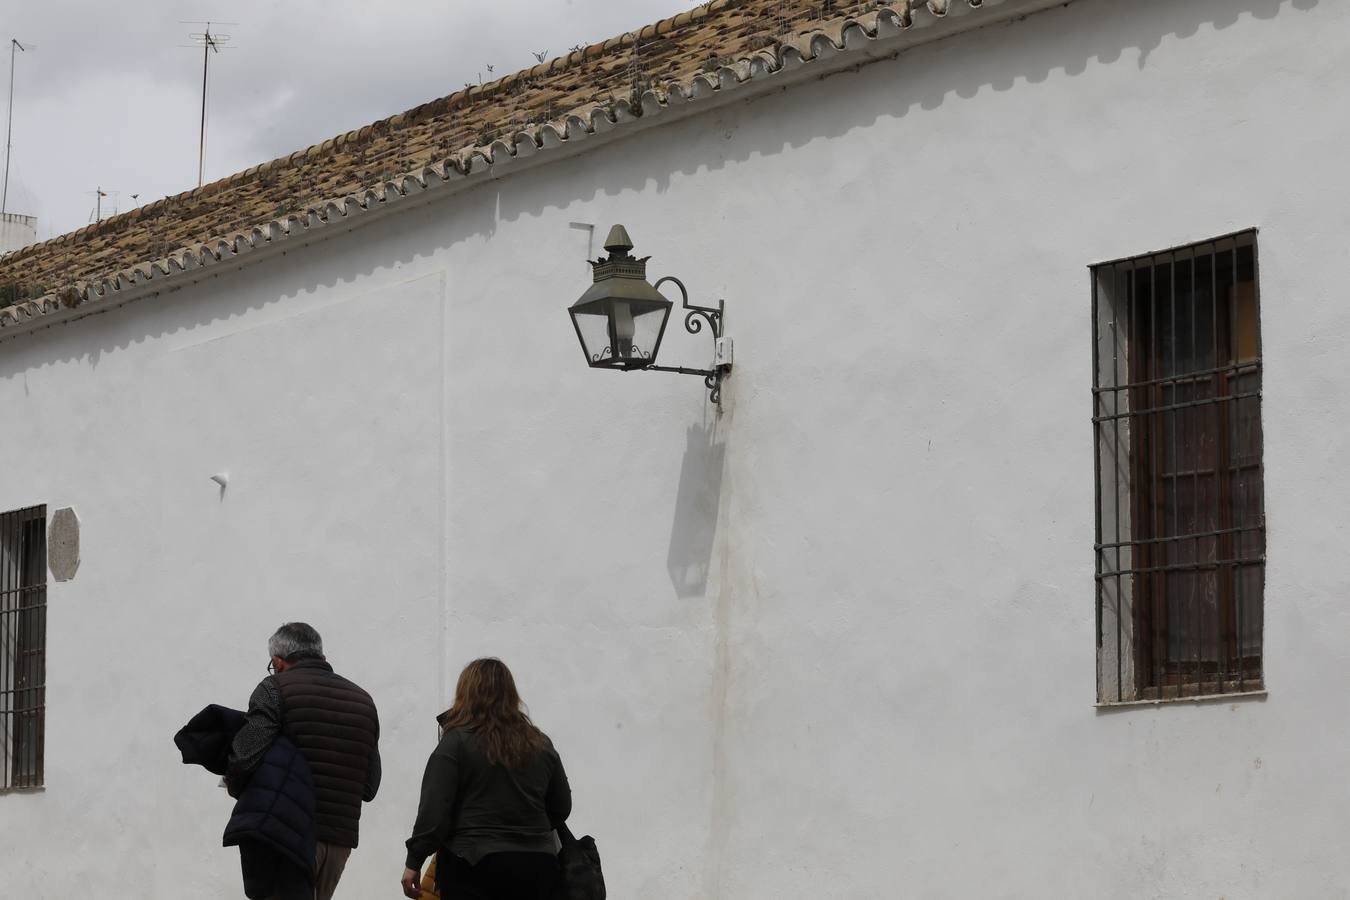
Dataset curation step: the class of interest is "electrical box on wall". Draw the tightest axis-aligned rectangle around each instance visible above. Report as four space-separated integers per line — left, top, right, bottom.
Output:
715 337 733 369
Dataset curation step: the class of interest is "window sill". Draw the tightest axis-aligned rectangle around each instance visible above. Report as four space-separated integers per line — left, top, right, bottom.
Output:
0 786 46 796
1096 689 1267 710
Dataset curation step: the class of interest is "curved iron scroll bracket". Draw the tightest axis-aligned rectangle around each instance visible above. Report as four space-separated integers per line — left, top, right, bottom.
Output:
648 275 730 407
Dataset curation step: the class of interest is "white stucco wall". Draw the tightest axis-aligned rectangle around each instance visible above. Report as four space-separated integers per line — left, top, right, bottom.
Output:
2 0 1347 896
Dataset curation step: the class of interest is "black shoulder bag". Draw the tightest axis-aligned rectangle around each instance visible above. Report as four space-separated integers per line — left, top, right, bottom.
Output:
552 822 605 900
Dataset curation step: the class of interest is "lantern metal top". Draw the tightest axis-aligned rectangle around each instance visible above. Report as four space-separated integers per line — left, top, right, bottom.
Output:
575 224 667 304
603 224 633 255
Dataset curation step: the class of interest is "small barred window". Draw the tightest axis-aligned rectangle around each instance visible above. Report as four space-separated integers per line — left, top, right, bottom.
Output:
1 505 46 789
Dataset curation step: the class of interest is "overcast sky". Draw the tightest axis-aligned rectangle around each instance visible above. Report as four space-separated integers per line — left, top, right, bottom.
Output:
0 0 687 241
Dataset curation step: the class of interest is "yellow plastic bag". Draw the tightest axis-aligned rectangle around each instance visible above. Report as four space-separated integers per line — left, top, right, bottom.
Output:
419 855 441 899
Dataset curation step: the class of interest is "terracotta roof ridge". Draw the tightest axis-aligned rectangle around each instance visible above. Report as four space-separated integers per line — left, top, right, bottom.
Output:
0 0 997 330
0 2 733 268
0 0 943 269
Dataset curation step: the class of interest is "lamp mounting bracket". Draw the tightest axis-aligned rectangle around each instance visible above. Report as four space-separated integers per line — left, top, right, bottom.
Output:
650 275 731 407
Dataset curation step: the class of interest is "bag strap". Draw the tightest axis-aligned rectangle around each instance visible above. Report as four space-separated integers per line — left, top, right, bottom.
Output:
556 822 578 845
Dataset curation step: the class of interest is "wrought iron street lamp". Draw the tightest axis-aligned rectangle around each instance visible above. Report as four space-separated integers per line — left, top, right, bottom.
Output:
568 225 732 405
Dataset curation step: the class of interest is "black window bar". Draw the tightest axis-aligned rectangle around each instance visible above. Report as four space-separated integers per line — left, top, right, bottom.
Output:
1 504 46 790
1092 232 1265 703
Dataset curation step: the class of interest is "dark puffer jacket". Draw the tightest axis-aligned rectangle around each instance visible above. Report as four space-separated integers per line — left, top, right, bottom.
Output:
228 658 380 848
175 704 317 900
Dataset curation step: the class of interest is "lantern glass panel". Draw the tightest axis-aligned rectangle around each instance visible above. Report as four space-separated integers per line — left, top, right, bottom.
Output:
571 299 670 369
620 303 668 366
572 307 615 366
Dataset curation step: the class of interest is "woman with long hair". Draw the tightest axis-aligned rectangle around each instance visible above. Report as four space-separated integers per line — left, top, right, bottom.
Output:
402 658 571 900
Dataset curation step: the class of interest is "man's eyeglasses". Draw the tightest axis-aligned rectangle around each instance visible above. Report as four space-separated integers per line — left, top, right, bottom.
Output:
267 660 276 674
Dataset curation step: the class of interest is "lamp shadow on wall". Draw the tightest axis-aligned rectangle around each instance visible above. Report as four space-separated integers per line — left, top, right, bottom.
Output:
666 421 727 599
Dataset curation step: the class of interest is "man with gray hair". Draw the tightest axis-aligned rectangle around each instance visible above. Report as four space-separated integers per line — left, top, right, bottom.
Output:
228 622 381 900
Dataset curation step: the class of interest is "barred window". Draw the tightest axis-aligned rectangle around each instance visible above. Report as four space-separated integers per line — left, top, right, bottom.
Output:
1 505 46 789
1093 232 1265 703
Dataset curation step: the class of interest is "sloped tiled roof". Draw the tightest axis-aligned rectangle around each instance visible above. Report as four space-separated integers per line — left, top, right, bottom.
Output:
0 0 991 333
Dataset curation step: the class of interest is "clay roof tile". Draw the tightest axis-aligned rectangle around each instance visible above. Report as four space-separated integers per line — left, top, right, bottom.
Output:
0 1 986 327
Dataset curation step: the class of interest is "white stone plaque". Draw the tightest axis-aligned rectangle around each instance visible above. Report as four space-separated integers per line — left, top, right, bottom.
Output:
49 507 80 582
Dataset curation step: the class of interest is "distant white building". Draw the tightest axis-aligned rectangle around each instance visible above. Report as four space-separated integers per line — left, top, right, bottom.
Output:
1 0 1347 897
0 212 36 256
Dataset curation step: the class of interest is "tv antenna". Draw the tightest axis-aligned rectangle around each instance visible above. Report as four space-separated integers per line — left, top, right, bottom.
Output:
86 187 120 223
3 38 34 217
180 21 237 188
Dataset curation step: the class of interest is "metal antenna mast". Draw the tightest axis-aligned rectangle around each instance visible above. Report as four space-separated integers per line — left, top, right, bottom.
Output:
2 38 31 216
181 21 236 188
86 187 119 223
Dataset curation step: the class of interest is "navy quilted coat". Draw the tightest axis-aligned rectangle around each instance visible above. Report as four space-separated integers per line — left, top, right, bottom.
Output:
175 704 317 900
